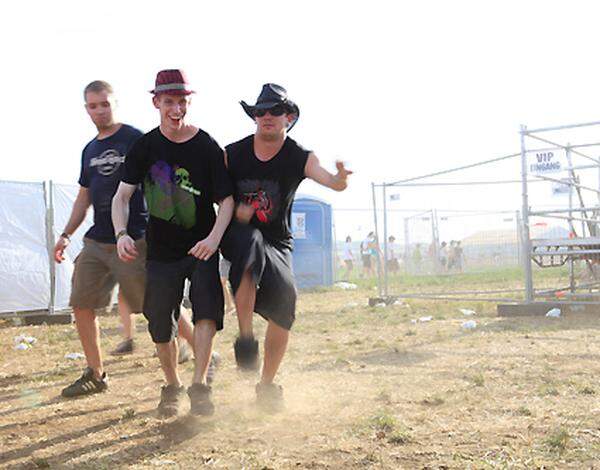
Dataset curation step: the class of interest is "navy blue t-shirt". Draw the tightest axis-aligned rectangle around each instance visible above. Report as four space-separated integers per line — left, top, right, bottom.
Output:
79 124 147 243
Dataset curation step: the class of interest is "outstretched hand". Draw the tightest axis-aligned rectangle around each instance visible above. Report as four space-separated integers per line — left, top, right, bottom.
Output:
335 160 353 187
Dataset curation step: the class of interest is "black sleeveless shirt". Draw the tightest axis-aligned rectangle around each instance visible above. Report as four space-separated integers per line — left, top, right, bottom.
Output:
225 135 310 249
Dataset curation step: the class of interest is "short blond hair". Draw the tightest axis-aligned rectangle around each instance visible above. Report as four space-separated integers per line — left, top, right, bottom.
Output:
83 80 114 101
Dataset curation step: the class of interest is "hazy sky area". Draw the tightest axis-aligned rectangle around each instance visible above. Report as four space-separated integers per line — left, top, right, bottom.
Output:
3 1 600 243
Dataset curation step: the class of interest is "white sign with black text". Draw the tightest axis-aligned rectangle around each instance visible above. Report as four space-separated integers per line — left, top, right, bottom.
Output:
291 212 306 239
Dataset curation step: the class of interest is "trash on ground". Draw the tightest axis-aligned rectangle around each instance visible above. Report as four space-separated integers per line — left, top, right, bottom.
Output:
418 316 432 322
150 459 178 466
13 334 37 344
334 281 357 290
14 343 30 351
461 320 477 329
211 351 221 366
64 352 85 360
546 308 561 318
459 309 476 316
375 302 386 308
393 300 404 306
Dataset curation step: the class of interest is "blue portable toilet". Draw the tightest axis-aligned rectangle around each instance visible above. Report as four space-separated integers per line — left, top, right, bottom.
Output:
291 194 333 289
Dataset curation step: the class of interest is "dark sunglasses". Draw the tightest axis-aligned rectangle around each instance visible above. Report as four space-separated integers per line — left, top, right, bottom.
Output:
253 105 286 117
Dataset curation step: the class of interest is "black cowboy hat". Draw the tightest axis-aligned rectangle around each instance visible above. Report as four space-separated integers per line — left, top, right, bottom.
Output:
240 83 300 131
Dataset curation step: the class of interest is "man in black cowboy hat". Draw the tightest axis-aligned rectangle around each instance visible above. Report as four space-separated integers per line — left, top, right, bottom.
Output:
221 83 352 412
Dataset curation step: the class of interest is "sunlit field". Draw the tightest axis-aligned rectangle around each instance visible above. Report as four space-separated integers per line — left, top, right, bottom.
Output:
1 268 599 469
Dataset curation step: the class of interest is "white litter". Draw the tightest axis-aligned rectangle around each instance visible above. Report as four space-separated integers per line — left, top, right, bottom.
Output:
410 319 417 324
375 302 386 308
418 316 432 322
211 350 221 366
546 308 561 318
461 320 477 329
459 309 476 316
393 300 404 306
13 335 37 345
150 459 178 466
64 352 85 360
334 281 357 290
14 343 30 351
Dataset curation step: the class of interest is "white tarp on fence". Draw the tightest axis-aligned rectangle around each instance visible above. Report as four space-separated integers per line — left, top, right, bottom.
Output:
0 181 50 313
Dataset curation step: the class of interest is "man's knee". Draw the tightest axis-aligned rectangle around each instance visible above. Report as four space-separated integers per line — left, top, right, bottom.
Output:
73 308 96 320
194 319 217 336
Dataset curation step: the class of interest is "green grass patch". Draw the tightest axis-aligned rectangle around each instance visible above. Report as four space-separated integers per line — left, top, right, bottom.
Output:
544 428 570 454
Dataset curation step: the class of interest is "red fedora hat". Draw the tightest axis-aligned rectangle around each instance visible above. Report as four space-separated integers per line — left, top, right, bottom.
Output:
150 69 195 95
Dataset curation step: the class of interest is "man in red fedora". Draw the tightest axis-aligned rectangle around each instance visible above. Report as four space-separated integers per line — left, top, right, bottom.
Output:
112 69 234 417
221 83 352 412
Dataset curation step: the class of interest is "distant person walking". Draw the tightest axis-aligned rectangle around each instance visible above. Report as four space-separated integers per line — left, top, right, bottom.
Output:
386 235 400 274
361 232 375 277
342 236 354 279
439 241 448 271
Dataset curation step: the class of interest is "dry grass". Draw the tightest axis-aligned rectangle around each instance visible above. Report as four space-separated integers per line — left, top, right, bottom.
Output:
1 271 600 468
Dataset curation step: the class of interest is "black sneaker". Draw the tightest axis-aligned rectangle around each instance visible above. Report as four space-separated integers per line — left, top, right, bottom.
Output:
110 339 134 356
256 382 284 413
61 367 108 398
187 383 214 416
234 337 259 371
157 384 185 417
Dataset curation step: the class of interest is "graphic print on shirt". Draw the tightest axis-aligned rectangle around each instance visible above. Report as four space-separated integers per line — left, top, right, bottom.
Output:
144 161 201 229
90 149 125 176
237 179 280 224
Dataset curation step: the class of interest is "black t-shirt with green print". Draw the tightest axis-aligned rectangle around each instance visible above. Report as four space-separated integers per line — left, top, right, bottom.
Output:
122 127 233 261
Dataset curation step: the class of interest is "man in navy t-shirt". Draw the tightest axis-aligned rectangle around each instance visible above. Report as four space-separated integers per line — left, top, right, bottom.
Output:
54 80 197 398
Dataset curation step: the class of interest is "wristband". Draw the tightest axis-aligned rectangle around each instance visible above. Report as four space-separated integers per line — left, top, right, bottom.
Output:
115 230 128 241
60 232 71 241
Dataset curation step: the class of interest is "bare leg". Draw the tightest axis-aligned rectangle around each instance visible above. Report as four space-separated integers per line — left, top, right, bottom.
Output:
192 320 216 384
156 340 181 387
221 277 235 314
260 321 289 384
117 291 135 340
73 308 103 379
177 308 195 352
235 270 256 338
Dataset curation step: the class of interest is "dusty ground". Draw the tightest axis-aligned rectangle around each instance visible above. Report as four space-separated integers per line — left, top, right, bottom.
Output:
1 271 600 469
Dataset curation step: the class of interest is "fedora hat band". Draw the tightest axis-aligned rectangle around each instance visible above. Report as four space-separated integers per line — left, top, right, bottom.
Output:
153 83 191 93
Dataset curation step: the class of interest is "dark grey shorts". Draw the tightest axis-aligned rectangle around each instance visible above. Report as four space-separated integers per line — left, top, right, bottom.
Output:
143 254 224 343
221 221 297 330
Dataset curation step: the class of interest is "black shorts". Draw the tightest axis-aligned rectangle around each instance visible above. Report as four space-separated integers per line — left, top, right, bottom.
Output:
221 221 296 330
143 254 224 343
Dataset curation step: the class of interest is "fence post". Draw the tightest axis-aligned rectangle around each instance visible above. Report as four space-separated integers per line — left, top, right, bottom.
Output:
520 125 534 302
45 180 56 315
